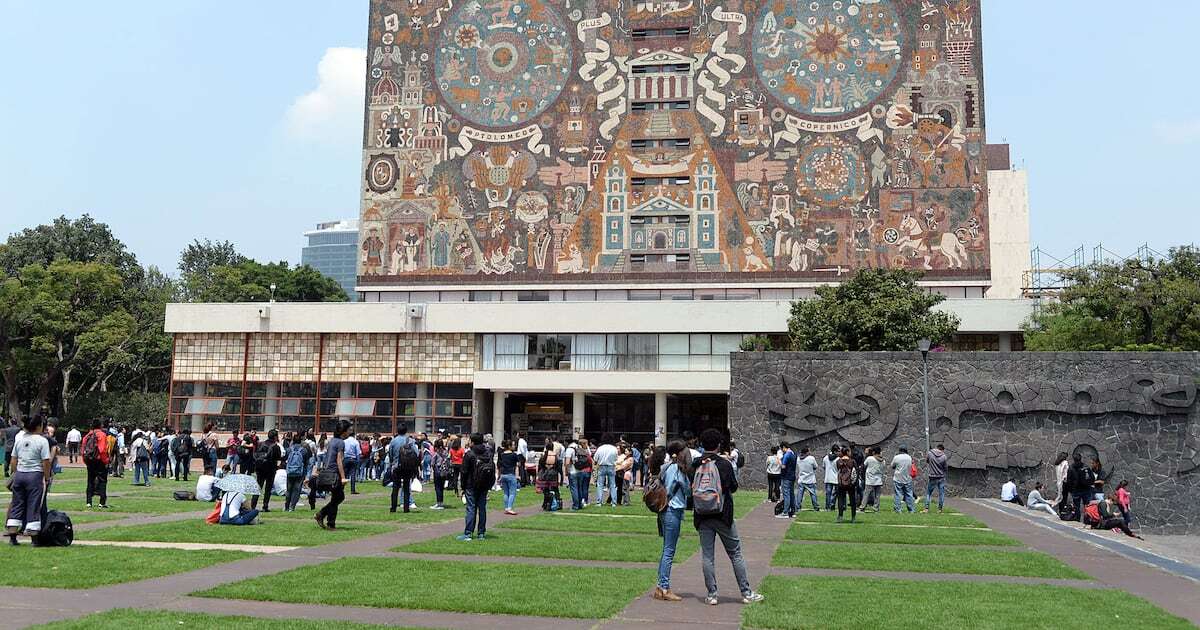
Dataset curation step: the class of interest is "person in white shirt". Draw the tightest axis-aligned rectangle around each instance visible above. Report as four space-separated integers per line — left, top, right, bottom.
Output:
822 446 840 510
6 417 52 543
130 432 152 486
592 434 619 507
65 427 82 463
795 447 821 511
195 474 217 502
890 447 915 513
1026 482 1056 515
1001 478 1024 506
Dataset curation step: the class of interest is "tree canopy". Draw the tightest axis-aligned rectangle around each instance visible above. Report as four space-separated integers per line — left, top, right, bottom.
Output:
1024 247 1200 351
788 268 960 351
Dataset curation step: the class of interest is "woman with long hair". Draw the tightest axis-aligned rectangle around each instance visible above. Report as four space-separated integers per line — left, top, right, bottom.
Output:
1053 451 1070 507
652 439 691 601
315 420 351 531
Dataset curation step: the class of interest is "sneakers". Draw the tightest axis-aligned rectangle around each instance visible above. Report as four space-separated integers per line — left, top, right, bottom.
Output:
742 592 765 604
315 514 328 530
431 504 445 510
477 533 486 540
85 503 92 509
774 514 790 519
704 596 719 606
504 509 517 515
455 534 473 542
652 587 682 602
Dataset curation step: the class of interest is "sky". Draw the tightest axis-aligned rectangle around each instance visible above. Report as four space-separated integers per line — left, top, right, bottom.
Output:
1 1 1197 274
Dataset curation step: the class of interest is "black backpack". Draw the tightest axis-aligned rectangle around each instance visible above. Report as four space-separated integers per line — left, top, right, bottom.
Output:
396 442 420 478
735 450 745 469
34 511 73 547
472 455 496 493
573 449 591 472
253 442 273 468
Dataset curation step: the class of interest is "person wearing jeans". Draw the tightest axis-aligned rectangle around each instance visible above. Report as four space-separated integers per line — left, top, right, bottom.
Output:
924 444 948 512
497 440 522 514
83 421 111 509
592 435 619 507
458 434 490 540
891 446 916 513
652 440 690 602
690 430 762 606
822 447 839 510
777 443 796 518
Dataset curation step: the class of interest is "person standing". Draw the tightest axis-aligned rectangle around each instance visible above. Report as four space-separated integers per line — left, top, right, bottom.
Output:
822 445 839 510
5 416 51 545
775 443 796 519
448 437 465 500
1 419 19 477
458 432 492 541
173 429 194 481
924 443 948 513
389 424 419 513
593 434 619 507
576 438 593 507
795 447 820 512
498 440 522 515
65 426 82 464
130 431 152 486
537 439 562 511
563 438 583 510
316 420 351 531
251 430 281 511
515 432 529 486
1066 454 1094 521
765 446 782 504
283 432 313 512
1116 480 1133 527
343 433 361 494
690 429 764 606
1053 452 1070 507
890 446 915 513
651 439 691 602
82 419 111 509
430 438 449 510
202 424 220 475
835 447 857 523
862 447 884 512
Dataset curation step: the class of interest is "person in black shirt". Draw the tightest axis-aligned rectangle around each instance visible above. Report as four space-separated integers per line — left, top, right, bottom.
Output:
498 440 523 515
537 439 562 511
458 433 491 541
690 429 763 606
251 429 282 511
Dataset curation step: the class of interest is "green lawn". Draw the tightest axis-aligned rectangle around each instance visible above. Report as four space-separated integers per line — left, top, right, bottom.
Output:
80 518 397 546
197 558 654 619
396 529 698 563
0 545 254 589
772 541 1088 579
744 576 1192 630
785 522 1019 546
72 497 214 514
30 609 431 630
787 508 983 528
500 511 677 536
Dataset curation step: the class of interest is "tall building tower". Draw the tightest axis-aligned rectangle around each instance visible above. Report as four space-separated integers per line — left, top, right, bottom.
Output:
301 219 360 301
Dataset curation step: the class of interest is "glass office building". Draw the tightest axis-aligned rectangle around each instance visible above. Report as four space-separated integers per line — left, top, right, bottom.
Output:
301 220 359 302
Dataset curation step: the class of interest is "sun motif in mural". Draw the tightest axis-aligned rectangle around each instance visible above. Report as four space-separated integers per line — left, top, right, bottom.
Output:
799 136 868 206
752 0 908 120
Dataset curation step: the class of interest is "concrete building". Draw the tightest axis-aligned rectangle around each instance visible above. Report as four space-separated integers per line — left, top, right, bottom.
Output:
165 0 1036 443
301 220 359 302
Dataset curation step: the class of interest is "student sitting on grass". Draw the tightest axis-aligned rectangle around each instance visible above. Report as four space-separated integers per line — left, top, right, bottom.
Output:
1095 494 1143 540
218 491 260 526
1001 478 1024 506
1026 482 1056 516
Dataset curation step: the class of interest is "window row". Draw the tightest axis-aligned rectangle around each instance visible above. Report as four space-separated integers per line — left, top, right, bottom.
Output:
480 333 746 372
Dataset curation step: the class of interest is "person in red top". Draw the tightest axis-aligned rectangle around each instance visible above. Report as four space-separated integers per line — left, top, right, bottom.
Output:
449 437 465 499
82 418 112 509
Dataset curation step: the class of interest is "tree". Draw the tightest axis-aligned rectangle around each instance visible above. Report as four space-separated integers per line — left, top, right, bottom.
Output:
788 268 960 351
186 260 348 303
178 239 247 301
1025 246 1200 351
0 214 142 283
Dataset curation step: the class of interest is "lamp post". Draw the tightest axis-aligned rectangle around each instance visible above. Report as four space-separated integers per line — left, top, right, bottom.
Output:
917 339 931 457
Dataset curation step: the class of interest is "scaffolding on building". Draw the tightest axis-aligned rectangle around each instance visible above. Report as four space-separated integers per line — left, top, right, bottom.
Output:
1022 243 1191 300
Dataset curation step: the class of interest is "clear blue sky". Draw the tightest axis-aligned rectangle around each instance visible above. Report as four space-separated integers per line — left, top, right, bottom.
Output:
1 1 1196 274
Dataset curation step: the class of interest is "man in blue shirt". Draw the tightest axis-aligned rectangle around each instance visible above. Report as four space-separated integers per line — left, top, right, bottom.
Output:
776 442 798 518
343 433 361 494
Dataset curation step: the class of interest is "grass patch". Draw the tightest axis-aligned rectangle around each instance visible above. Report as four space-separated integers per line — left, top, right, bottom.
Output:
71 497 214 514
396 529 697 563
80 518 396 546
0 545 254 589
772 542 1087 579
29 609 432 630
197 557 653 619
787 508 983 528
744 576 1192 630
0 505 125 525
785 522 1018 547
268 502 461 524
500 511 674 536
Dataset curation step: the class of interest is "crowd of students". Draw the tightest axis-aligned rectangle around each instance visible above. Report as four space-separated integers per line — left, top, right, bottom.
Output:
1002 451 1142 539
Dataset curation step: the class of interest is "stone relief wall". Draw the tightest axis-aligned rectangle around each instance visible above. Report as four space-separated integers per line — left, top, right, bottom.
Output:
729 352 1200 533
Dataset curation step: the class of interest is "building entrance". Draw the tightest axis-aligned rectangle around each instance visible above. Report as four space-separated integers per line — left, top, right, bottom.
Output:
504 393 574 448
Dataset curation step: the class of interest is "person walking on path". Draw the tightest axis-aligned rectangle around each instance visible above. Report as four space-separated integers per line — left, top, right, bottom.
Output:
65 426 81 464
593 434 619 508
6 416 51 545
498 440 523 515
822 445 839 510
775 443 796 519
861 447 884 511
690 429 764 607
316 420 350 530
890 446 915 513
652 439 691 602
924 443 948 513
389 424 420 513
1027 482 1057 516
82 419 112 509
765 446 782 503
835 447 857 523
458 432 492 541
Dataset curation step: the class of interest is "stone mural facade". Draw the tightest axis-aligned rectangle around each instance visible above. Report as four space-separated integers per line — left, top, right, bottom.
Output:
729 352 1200 533
358 0 990 284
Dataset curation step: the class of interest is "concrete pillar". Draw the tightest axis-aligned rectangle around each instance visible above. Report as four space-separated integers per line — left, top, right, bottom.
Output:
263 382 279 431
190 381 206 432
338 382 353 422
416 383 429 434
492 390 506 443
572 391 586 440
998 333 1013 352
655 392 667 446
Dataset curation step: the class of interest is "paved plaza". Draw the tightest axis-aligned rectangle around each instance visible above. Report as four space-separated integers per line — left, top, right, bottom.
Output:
1 467 1197 630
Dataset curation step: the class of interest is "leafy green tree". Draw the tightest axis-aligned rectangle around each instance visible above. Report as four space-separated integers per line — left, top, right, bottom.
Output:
178 239 247 301
788 268 960 351
187 260 347 303
1025 246 1200 351
0 214 142 283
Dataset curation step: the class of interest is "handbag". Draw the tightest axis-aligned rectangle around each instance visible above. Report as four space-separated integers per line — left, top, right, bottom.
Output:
316 468 340 491
909 463 918 479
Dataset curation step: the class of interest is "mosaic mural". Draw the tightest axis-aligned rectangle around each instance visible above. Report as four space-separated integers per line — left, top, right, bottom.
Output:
358 0 989 283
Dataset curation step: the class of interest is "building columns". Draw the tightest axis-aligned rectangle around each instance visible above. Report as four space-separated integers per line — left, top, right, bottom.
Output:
416 383 429 434
338 382 353 423
998 333 1013 352
190 381 206 433
492 390 506 443
572 391 586 440
263 382 279 431
655 392 667 446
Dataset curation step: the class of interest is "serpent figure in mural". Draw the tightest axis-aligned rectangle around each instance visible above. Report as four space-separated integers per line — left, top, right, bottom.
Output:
769 373 1200 472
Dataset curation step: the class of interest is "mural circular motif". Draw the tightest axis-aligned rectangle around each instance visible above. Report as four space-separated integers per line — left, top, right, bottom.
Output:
799 137 867 205
752 0 905 120
435 0 572 128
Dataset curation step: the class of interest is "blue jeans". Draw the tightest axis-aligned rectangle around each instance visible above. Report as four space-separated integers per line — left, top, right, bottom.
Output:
894 482 915 512
825 482 837 509
220 508 259 525
780 477 796 515
579 471 591 504
500 474 519 510
657 507 684 589
596 465 617 506
344 460 359 492
926 477 945 509
569 471 588 509
798 482 820 510
134 459 151 485
464 489 488 536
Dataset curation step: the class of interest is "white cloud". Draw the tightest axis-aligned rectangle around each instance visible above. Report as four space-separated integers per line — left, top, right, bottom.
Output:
1152 118 1200 145
284 47 366 142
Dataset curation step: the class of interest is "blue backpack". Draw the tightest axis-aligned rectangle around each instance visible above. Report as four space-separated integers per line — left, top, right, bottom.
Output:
285 444 307 476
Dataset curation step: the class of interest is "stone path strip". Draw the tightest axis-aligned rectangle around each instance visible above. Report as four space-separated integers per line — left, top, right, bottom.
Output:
72 539 299 553
767 566 1107 588
960 499 1200 625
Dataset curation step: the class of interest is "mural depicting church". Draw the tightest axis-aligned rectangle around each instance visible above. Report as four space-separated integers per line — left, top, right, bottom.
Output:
358 0 991 283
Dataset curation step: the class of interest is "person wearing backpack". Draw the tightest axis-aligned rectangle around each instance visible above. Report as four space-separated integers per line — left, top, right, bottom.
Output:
563 439 588 510
251 429 282 511
389 424 420 513
537 439 563 512
173 429 194 481
457 432 492 541
430 439 450 509
130 431 152 487
689 429 763 606
651 439 691 602
835 447 857 523
1067 453 1094 522
283 432 313 512
82 418 112 509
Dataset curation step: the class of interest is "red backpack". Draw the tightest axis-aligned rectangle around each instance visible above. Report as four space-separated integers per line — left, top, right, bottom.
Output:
1083 502 1101 525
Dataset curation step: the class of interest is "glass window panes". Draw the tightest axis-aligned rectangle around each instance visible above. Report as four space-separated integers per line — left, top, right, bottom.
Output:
689 334 711 355
203 399 225 414
335 400 355 416
435 401 453 416
279 399 301 415
358 383 393 398
434 383 472 399
354 400 375 415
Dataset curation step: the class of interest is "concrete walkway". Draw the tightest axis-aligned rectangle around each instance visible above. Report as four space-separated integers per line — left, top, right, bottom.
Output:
72 539 299 553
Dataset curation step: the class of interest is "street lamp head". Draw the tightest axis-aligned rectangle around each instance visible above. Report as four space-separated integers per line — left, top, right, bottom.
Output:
917 339 932 353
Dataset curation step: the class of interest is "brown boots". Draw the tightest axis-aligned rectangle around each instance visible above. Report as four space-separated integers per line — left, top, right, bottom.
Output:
652 587 682 602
